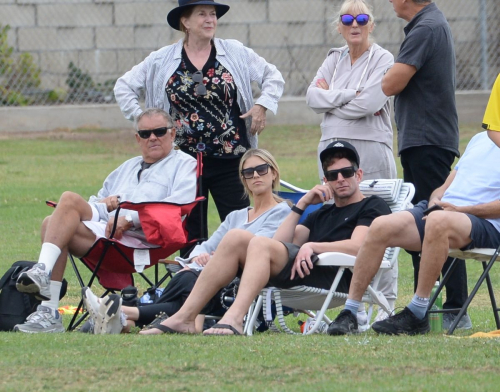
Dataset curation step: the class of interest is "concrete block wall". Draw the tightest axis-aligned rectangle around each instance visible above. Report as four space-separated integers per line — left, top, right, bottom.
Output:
0 0 498 96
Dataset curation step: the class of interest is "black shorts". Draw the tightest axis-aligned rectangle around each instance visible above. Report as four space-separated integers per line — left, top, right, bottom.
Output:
267 242 351 292
409 201 500 250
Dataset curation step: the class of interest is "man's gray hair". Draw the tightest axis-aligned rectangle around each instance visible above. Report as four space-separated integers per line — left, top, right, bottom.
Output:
134 108 174 131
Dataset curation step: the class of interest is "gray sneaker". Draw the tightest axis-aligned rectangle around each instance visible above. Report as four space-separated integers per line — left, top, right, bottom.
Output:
16 263 51 301
13 305 65 333
443 313 472 330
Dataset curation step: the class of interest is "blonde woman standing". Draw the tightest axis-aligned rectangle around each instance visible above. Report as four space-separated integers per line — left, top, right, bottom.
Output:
307 0 396 182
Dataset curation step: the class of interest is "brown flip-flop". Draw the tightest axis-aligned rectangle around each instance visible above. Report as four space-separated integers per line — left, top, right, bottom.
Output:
204 323 242 336
156 324 181 334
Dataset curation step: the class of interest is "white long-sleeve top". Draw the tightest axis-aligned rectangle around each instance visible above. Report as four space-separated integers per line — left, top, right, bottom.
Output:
306 43 394 148
177 201 291 270
114 38 285 149
88 148 197 230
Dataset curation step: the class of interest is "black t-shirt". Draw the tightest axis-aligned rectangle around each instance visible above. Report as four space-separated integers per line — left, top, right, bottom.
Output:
301 196 391 242
394 2 459 157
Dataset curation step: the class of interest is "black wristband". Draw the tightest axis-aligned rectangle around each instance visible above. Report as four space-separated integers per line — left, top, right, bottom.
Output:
291 205 304 216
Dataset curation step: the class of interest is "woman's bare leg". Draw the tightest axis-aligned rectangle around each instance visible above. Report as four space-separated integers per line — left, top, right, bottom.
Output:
139 229 256 335
203 236 289 335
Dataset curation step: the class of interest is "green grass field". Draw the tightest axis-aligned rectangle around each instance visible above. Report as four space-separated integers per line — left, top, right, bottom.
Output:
1 124 500 391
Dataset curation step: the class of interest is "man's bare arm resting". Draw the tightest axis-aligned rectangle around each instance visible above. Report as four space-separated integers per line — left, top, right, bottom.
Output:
382 63 417 96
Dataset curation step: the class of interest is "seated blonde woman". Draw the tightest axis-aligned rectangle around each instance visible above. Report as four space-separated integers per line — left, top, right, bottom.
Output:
82 148 291 334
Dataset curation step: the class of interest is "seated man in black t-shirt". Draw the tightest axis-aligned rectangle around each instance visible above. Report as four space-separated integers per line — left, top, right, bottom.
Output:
140 141 391 336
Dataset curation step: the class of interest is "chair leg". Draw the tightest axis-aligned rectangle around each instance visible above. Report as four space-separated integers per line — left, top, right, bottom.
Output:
447 246 500 335
483 262 500 329
244 295 263 336
304 268 345 335
69 254 85 288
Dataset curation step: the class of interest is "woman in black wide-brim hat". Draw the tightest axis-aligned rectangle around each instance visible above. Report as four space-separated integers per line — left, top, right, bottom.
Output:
114 0 284 253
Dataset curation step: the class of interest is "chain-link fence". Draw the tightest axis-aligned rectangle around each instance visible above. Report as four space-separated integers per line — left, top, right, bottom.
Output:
0 0 498 106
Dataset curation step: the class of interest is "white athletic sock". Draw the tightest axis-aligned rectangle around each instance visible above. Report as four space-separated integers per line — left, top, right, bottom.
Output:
38 242 61 273
41 280 62 313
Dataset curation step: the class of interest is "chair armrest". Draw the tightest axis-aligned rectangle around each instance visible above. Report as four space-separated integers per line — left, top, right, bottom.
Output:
317 252 392 269
316 252 356 267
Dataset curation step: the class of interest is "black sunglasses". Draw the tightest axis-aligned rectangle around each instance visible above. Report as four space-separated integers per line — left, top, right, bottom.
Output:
192 71 207 96
340 13 370 26
324 166 357 181
241 163 270 179
137 127 172 139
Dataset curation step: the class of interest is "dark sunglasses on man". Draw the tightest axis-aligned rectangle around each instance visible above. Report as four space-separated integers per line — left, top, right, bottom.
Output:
192 71 207 96
340 13 370 26
241 163 271 179
324 166 357 182
137 127 172 139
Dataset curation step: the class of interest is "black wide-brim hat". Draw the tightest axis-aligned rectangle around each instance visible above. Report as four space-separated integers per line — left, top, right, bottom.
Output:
167 0 230 31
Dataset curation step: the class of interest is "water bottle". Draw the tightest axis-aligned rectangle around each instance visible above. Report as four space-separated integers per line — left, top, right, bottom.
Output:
429 281 443 332
298 318 328 334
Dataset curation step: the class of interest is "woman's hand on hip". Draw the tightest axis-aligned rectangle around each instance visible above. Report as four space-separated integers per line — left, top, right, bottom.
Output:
240 104 267 135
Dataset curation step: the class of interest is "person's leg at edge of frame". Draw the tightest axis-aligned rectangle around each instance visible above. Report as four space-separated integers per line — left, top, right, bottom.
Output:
412 213 473 318
401 146 467 312
369 212 473 336
139 229 256 335
15 193 96 333
203 236 290 335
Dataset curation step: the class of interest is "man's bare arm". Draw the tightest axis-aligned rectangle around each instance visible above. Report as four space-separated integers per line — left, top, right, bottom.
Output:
382 63 417 96
428 170 457 205
438 200 500 219
302 225 370 257
488 130 500 149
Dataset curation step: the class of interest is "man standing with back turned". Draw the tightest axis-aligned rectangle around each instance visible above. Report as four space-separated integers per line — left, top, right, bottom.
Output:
381 0 471 329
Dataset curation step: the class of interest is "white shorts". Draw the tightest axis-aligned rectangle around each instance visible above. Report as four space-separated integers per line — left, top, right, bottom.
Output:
83 221 158 249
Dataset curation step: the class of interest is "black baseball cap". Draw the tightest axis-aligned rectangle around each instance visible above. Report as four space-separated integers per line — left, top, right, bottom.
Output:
319 140 360 167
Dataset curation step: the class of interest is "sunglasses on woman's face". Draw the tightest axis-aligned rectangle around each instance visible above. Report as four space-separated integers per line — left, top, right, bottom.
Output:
192 71 207 96
137 127 171 139
324 166 357 182
241 163 270 179
340 14 370 26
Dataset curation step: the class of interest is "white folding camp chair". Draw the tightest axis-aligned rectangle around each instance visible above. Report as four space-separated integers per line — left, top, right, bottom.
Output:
427 246 500 335
244 179 415 335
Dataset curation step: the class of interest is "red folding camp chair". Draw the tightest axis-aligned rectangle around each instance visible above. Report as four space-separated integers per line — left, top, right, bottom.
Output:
49 153 205 331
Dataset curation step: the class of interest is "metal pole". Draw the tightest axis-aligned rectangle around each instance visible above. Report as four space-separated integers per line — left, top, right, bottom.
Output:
480 0 489 89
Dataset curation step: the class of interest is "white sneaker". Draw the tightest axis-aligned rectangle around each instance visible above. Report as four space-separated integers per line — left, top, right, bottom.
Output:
94 294 124 335
82 287 101 327
16 263 51 301
13 305 65 333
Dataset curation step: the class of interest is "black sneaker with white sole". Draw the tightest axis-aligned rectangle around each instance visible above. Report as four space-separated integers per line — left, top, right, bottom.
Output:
371 307 430 336
327 309 359 335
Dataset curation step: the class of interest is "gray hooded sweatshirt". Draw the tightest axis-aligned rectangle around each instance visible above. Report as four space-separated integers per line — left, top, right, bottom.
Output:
306 43 394 149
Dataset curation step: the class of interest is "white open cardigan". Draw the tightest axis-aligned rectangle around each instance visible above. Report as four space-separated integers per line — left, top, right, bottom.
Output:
114 38 285 149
